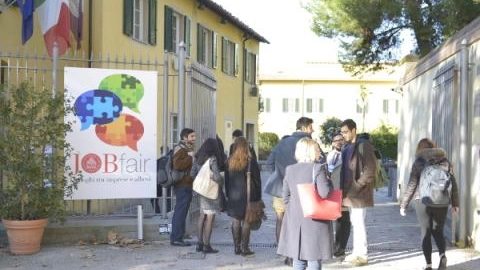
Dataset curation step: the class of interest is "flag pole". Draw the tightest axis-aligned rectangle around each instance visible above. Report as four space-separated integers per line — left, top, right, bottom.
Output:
52 42 58 98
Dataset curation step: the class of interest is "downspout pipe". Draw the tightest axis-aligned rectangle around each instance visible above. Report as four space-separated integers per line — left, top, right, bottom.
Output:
459 39 469 245
88 0 93 68
241 35 250 131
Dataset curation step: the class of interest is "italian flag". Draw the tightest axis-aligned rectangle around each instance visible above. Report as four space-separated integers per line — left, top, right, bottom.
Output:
37 0 71 57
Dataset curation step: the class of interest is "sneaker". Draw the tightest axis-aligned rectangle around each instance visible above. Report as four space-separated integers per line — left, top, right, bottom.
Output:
438 255 447 270
344 254 368 266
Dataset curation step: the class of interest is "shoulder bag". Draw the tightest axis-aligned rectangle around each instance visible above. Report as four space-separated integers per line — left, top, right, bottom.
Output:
193 158 219 199
297 163 342 220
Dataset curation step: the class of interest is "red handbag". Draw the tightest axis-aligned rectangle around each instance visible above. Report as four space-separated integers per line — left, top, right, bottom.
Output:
297 164 342 220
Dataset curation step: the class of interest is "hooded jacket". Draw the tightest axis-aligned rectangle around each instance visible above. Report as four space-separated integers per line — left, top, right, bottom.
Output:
400 148 459 209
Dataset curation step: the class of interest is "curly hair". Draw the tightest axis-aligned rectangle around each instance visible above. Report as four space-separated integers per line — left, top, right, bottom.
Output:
228 137 250 171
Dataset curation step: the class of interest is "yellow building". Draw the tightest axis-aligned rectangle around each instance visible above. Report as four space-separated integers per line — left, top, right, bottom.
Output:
0 0 268 153
0 0 268 215
259 62 402 143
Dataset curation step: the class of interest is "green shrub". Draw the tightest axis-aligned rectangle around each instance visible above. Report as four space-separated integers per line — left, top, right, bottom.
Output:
370 124 398 161
319 117 342 146
258 132 279 160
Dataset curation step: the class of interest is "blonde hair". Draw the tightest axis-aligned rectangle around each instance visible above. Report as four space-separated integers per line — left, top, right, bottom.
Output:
295 137 321 163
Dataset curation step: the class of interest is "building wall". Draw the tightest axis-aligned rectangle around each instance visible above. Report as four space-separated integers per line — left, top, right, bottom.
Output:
399 16 480 250
259 63 402 145
0 0 264 153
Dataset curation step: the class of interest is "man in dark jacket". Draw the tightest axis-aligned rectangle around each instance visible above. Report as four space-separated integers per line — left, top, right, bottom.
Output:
265 117 314 265
170 128 196 246
339 119 377 266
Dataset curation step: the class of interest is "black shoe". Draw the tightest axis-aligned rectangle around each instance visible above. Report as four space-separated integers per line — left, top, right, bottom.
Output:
196 242 204 252
202 244 219 254
284 257 293 266
424 267 432 270
438 255 447 270
241 248 254 256
334 248 345 257
170 240 191 246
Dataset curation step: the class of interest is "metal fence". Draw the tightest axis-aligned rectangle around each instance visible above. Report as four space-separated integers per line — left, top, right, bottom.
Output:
0 49 217 219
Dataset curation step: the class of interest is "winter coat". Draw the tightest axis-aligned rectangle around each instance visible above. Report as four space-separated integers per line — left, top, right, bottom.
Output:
191 156 224 212
400 148 459 209
341 140 376 208
264 131 311 197
224 158 262 220
277 162 334 261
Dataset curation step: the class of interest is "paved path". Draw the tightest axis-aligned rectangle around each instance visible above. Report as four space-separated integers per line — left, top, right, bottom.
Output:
1 171 479 269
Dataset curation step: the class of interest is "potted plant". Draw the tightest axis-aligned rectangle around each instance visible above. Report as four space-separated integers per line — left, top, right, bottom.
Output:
0 82 82 255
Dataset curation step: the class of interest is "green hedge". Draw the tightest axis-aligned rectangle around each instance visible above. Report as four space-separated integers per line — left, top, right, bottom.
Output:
258 132 279 160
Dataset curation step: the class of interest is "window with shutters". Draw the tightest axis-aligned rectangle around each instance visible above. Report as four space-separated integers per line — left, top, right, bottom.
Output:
265 98 271 113
123 0 157 45
356 99 369 114
245 51 257 84
221 37 238 76
164 6 191 56
383 99 389 113
282 98 299 113
306 98 323 113
197 24 217 68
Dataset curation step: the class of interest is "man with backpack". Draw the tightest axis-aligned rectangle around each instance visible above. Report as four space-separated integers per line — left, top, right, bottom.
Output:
339 119 377 266
170 128 196 247
400 138 459 270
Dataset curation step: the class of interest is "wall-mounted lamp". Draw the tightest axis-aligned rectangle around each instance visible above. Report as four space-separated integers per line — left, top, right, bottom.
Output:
391 86 403 96
220 17 227 24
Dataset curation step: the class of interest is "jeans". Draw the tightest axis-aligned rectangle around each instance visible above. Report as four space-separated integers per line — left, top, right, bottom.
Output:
170 185 193 242
292 259 321 270
349 207 367 257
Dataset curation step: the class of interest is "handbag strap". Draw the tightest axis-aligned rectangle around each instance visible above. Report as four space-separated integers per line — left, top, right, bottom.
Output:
311 163 316 184
246 158 251 204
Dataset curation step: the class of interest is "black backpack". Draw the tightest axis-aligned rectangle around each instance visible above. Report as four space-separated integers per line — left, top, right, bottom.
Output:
157 148 185 188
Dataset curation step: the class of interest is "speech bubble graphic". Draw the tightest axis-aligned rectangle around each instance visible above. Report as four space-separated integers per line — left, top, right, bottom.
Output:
74 90 123 130
98 74 144 113
95 113 144 151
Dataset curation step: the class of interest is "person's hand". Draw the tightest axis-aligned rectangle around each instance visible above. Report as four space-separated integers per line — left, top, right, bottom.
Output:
452 206 460 213
187 151 194 157
400 208 406 216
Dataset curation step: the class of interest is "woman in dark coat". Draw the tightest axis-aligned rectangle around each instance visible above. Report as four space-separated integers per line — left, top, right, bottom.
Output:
277 137 334 270
225 136 262 256
400 138 459 270
191 138 224 254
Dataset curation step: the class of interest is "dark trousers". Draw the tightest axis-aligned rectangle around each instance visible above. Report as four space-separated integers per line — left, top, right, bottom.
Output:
170 185 193 243
415 200 448 264
335 210 351 250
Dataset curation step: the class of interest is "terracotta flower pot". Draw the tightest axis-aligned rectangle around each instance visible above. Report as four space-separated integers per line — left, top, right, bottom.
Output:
2 218 48 255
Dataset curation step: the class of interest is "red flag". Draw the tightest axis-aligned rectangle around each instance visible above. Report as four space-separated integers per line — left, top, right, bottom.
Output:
37 0 71 57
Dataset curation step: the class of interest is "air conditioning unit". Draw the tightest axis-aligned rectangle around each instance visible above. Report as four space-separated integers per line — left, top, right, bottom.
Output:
249 85 258 97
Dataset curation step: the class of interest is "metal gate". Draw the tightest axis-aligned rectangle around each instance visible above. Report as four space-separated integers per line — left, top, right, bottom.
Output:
431 60 458 159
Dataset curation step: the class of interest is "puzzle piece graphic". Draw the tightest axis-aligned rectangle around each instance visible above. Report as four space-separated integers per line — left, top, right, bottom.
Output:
74 89 123 130
98 74 144 113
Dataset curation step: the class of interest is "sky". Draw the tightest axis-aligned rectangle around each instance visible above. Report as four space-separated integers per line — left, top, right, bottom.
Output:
212 0 340 74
